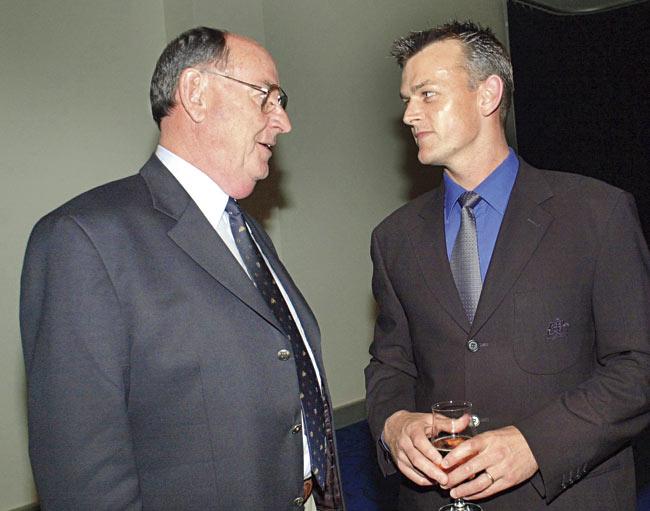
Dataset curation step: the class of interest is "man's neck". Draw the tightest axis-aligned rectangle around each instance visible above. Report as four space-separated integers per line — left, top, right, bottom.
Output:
444 136 510 190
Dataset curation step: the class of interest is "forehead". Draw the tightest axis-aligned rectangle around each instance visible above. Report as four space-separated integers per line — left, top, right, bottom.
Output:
401 39 469 89
225 35 279 83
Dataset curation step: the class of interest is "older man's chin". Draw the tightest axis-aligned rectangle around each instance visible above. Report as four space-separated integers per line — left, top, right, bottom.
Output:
232 172 268 200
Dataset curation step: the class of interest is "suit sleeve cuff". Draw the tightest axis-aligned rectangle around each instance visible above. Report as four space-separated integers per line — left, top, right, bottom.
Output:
375 431 398 476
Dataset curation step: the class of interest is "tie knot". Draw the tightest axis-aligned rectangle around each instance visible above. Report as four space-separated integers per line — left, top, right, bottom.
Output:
459 191 481 210
225 197 242 217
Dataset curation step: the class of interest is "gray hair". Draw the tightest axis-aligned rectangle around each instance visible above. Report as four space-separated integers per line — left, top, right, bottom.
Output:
150 26 229 128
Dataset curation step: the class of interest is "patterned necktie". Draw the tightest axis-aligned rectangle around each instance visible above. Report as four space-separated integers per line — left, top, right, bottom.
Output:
450 191 482 323
225 198 329 488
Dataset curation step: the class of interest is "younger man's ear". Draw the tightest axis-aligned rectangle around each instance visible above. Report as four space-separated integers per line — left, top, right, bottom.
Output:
479 74 504 118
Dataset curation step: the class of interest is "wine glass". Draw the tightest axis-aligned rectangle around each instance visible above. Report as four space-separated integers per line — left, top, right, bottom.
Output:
431 400 481 511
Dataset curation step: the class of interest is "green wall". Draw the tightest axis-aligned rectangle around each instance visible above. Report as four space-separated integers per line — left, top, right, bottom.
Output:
0 1 509 508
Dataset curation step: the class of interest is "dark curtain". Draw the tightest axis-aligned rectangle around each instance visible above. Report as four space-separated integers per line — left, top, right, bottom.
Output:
507 0 650 499
508 0 650 240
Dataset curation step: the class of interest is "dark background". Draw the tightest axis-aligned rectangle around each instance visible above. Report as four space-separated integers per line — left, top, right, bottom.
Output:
508 0 650 240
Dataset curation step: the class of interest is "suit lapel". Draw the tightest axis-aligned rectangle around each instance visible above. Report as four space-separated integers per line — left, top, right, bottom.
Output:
411 187 472 332
140 156 282 331
470 161 554 335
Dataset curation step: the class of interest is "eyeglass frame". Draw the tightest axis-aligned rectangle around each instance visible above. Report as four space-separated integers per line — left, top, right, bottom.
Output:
198 69 288 113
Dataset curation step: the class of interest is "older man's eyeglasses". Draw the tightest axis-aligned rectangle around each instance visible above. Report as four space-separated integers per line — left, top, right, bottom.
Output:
200 69 288 113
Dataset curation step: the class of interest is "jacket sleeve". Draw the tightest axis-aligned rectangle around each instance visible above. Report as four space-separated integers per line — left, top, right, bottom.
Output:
20 213 141 510
515 191 650 503
364 228 418 475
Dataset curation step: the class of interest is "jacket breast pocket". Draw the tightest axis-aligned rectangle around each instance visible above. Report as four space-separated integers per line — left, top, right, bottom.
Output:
513 286 591 374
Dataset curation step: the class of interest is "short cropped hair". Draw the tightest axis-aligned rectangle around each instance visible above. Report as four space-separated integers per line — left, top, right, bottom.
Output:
150 26 229 128
391 20 513 124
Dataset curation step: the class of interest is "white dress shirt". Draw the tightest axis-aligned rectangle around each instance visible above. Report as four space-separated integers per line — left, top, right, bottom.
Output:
155 145 322 479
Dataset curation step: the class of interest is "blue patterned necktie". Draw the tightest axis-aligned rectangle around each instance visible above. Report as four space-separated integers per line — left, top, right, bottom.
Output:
225 198 329 488
450 191 482 323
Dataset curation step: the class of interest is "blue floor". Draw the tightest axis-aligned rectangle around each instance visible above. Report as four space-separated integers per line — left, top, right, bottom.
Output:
641 489 650 511
335 420 399 510
335 421 650 511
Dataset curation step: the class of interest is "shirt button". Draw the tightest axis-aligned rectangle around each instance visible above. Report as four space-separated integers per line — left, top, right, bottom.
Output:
291 424 302 434
467 339 479 352
293 496 305 507
277 349 291 361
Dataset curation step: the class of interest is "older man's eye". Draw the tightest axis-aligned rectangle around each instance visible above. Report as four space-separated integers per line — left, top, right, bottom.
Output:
423 90 438 99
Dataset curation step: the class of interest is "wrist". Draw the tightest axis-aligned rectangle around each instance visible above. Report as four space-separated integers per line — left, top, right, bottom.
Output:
383 409 409 443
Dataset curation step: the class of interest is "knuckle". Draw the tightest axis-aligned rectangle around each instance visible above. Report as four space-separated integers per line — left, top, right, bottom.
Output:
404 422 417 436
494 446 508 462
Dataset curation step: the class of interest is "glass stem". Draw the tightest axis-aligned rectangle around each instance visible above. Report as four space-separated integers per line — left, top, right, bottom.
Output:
454 498 467 509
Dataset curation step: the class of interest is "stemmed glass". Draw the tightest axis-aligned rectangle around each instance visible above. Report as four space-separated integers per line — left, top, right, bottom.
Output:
431 400 481 511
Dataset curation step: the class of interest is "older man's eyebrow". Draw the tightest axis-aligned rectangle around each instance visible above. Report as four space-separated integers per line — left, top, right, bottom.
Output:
260 78 280 88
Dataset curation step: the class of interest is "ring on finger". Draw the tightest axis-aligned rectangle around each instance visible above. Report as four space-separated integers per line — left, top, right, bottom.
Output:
484 469 495 486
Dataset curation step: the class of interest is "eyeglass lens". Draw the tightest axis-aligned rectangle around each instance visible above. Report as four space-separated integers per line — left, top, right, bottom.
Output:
262 85 288 113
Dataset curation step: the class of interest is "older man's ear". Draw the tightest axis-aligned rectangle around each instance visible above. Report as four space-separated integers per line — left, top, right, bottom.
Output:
178 68 207 123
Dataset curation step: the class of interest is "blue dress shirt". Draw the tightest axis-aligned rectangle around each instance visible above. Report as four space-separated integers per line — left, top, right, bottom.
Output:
444 149 519 281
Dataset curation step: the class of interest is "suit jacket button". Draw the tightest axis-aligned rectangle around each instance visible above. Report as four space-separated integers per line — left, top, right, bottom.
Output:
293 496 305 507
291 424 302 434
278 349 291 361
467 339 479 352
470 414 480 427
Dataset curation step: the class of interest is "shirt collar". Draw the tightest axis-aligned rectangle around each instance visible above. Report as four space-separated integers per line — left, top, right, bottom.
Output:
155 144 230 218
444 148 519 219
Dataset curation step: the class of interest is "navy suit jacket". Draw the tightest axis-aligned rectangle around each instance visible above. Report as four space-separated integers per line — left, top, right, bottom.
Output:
21 156 343 510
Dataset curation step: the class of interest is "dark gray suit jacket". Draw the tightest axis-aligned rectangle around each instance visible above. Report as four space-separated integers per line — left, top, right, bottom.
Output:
365 159 650 510
20 156 343 510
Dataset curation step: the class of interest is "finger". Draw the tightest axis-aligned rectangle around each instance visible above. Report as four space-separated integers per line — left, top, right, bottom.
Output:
396 460 435 487
403 422 445 468
458 477 507 501
432 414 452 434
413 431 444 464
448 470 495 499
441 434 485 470
444 451 492 487
400 445 449 486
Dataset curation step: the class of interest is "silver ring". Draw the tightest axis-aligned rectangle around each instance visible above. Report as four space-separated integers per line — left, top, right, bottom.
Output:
484 470 495 486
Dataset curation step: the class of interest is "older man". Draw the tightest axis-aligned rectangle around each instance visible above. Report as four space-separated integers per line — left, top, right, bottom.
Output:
21 27 343 511
365 20 650 510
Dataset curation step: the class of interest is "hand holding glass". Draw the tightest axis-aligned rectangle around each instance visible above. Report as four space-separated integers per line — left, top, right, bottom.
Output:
431 400 481 511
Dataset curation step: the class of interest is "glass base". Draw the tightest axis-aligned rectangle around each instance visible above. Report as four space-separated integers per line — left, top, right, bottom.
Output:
439 500 482 511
